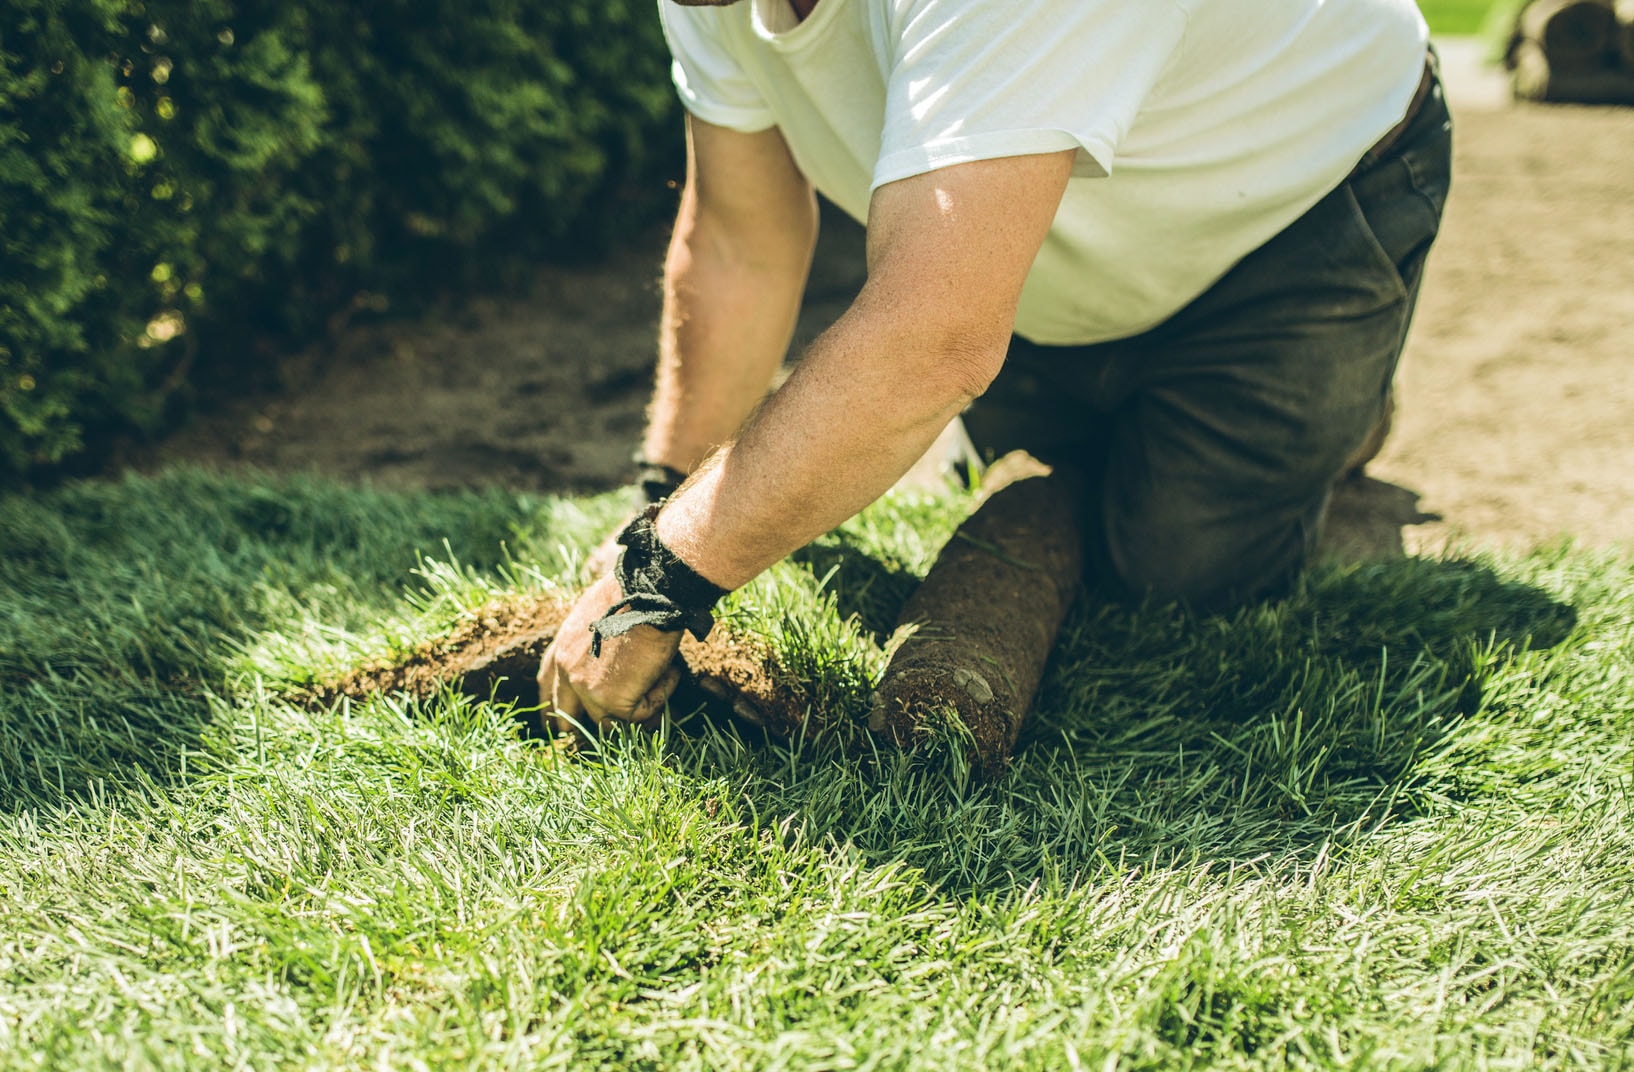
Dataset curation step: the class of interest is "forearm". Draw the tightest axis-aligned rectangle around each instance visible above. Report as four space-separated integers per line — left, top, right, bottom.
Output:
654 295 1001 590
648 145 1078 591
552 148 1071 728
642 195 816 474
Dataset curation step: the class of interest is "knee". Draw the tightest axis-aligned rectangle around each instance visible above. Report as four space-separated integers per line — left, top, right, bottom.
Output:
1096 503 1316 614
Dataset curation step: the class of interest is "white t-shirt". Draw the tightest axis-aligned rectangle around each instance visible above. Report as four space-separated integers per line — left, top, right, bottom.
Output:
659 0 1430 345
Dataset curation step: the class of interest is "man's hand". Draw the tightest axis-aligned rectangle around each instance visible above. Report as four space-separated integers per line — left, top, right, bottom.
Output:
537 573 685 737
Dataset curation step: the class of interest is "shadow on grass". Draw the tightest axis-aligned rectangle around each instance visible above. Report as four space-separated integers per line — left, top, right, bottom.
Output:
0 468 532 815
714 546 1578 894
788 535 922 641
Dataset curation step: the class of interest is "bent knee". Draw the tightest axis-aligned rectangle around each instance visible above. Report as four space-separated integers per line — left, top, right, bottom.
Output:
1098 504 1318 614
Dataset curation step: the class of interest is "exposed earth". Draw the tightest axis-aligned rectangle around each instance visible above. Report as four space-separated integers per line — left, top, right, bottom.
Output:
308 589 814 745
145 42 1634 561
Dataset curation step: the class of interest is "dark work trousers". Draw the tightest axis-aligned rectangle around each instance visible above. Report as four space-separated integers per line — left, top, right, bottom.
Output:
962 63 1453 613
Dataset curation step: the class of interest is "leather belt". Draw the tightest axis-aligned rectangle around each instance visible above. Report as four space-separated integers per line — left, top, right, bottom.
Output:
1350 52 1439 180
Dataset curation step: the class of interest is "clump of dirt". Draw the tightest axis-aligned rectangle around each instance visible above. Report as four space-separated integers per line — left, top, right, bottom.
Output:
680 630 813 739
306 588 816 740
869 454 1085 775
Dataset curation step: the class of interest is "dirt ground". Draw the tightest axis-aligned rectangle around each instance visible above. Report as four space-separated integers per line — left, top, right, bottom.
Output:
144 42 1634 561
308 588 813 743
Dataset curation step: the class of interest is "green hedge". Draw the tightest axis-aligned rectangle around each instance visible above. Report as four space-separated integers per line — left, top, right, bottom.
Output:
0 0 682 476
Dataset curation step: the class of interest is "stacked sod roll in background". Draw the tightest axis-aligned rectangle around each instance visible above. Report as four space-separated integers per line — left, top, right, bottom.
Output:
1504 0 1634 102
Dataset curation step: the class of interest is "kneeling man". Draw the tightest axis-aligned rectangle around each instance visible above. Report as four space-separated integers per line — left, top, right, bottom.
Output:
541 0 1453 728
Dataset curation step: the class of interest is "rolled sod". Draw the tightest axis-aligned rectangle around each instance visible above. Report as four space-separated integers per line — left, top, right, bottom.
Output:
1517 0 1618 72
869 453 1085 774
1618 0 1634 67
1512 37 1634 100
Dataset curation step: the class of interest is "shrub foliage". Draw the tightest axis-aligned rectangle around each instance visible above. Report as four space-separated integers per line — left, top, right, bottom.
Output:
0 0 681 474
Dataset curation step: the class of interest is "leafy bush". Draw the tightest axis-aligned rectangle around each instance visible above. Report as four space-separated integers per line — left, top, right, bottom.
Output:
0 0 682 476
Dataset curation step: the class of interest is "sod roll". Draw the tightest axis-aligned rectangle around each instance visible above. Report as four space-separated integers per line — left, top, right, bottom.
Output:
1618 0 1634 67
1519 0 1619 72
1512 37 1634 99
869 453 1084 774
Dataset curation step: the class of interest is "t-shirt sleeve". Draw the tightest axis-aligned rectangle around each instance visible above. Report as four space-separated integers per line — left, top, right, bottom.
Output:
657 3 777 132
873 0 1189 190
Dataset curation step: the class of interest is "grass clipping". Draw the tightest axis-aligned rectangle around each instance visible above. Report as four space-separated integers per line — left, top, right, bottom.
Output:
313 454 1083 771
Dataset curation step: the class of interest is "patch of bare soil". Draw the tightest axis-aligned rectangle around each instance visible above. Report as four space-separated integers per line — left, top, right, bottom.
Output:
1367 96 1634 556
135 201 866 495
309 588 815 742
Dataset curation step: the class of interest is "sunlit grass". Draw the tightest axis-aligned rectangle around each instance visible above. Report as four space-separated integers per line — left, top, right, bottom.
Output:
2 468 1630 1069
1420 0 1506 35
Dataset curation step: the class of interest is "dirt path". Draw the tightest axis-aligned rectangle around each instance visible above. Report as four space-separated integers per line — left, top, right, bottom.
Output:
144 42 1634 560
1372 73 1634 555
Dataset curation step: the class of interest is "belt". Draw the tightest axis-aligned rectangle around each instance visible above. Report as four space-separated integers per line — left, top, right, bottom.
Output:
1349 52 1439 180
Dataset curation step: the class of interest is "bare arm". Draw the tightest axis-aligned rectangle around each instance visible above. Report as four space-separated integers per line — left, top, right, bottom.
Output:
642 116 819 473
543 144 1074 729
656 149 1076 586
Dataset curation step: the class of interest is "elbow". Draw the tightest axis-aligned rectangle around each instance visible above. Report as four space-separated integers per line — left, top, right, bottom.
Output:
920 326 1011 407
852 277 1014 406
676 187 819 280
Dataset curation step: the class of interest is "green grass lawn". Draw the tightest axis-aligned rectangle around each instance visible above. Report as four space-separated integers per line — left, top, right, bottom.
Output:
1420 0 1506 35
2 468 1631 1069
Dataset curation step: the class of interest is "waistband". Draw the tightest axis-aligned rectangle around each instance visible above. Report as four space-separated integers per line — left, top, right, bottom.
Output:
1349 51 1440 180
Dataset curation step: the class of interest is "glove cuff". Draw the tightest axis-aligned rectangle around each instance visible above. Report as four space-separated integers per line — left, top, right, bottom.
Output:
587 504 728 656
633 458 689 505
